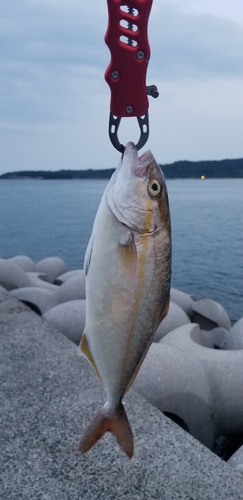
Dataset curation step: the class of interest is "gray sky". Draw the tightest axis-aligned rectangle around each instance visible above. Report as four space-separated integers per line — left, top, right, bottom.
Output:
0 0 243 174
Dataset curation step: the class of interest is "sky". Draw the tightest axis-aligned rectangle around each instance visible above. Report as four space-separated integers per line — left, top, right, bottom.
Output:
0 0 243 174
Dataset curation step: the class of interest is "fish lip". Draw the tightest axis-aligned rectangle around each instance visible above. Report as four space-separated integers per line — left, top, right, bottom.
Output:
138 149 153 163
122 142 153 179
131 149 154 178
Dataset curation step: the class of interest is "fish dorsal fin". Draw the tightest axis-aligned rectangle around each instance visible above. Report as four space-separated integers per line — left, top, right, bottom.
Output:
78 332 102 381
117 231 137 275
84 233 94 276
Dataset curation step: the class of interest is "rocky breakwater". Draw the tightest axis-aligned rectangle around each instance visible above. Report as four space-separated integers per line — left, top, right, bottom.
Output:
1 254 243 471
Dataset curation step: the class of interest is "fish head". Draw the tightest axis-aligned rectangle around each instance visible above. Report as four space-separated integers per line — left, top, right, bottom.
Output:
107 142 170 234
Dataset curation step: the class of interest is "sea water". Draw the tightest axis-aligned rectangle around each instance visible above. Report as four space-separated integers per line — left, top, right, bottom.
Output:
0 178 242 322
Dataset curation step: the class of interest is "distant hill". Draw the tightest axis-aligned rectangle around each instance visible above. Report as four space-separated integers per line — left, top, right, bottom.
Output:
161 158 243 179
1 158 243 179
0 169 115 180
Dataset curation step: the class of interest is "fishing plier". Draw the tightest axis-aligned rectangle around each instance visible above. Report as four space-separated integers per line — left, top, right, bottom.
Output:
105 0 158 152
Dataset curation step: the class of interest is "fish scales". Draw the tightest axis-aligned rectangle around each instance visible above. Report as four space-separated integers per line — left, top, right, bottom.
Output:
77 142 171 458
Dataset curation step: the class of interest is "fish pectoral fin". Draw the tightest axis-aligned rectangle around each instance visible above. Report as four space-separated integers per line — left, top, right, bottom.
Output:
77 402 134 459
78 332 101 381
84 233 94 276
117 231 137 275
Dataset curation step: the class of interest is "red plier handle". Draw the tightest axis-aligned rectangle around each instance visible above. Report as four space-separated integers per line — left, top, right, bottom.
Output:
105 1 158 152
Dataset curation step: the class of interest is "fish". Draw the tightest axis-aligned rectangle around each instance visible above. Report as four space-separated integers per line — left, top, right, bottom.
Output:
77 141 171 458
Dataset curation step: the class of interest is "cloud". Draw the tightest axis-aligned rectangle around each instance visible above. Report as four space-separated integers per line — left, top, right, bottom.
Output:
0 0 107 66
148 3 243 80
0 0 242 173
1 0 243 127
148 75 243 164
0 0 108 125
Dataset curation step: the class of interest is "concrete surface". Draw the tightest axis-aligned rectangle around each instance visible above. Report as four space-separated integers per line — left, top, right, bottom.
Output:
228 445 243 471
0 286 242 500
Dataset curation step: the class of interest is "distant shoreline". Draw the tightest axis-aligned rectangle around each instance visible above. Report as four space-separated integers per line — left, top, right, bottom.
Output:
1 157 243 179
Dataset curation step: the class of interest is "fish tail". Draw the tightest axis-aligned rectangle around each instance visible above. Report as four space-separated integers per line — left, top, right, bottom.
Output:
77 402 134 459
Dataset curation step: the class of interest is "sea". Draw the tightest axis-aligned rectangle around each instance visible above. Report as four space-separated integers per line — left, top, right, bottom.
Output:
0 178 242 323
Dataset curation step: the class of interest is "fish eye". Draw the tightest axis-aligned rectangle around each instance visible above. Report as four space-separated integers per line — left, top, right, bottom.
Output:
148 179 161 196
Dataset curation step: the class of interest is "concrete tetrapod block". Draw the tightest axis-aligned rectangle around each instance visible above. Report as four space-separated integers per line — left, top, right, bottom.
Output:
0 258 31 290
7 255 36 272
55 271 86 304
160 324 243 444
36 257 67 283
133 336 214 449
224 317 243 350
199 327 230 349
26 272 59 291
1 289 243 500
228 445 243 473
170 288 195 319
43 299 85 345
27 271 47 282
54 269 84 285
192 298 231 331
9 287 58 315
154 301 191 342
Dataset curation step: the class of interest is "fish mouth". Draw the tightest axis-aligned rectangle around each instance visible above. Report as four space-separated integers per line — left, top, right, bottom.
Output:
123 142 154 179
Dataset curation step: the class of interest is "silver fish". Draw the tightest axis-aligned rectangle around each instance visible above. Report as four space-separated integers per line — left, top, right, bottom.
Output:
77 141 171 458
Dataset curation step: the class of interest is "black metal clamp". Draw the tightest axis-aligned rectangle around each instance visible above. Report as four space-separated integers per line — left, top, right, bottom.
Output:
108 85 159 153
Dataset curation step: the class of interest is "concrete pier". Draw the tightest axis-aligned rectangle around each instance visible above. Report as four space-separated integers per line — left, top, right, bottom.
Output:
1 286 242 500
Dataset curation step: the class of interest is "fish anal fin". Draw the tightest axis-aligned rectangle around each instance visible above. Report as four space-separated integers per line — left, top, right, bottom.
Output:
77 402 134 459
78 332 101 381
117 232 137 275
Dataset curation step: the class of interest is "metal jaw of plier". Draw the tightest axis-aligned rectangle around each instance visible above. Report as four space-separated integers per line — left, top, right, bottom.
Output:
105 0 158 152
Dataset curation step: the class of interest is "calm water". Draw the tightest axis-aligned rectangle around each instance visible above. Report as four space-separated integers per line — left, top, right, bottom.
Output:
0 178 242 322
